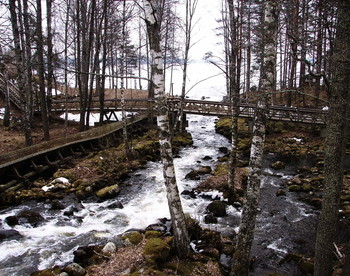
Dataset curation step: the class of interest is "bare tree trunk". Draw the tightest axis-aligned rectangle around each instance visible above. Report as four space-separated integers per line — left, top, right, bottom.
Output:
177 0 198 132
143 0 190 258
0 46 10 127
36 0 50 141
227 0 238 195
46 0 53 114
231 1 278 275
314 1 350 275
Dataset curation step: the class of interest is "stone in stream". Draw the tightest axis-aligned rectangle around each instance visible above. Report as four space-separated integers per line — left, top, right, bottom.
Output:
207 200 227 217
95 184 120 199
5 210 45 227
0 229 23 241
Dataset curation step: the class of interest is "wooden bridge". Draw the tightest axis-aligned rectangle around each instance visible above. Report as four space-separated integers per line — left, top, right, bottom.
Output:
0 72 327 125
51 97 327 125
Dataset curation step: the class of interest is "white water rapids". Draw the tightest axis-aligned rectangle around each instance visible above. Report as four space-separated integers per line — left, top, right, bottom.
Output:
0 114 318 276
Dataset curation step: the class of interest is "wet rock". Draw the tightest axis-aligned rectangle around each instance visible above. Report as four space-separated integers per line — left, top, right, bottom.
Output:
51 199 65 210
271 161 286 170
63 263 86 276
63 206 77 217
107 201 124 209
197 166 212 175
185 170 200 180
96 184 120 199
219 147 229 154
5 210 45 227
204 214 218 224
276 189 286 197
102 242 116 255
207 200 227 217
202 156 213 161
0 229 23 241
73 245 97 266
4 216 18 227
181 189 197 199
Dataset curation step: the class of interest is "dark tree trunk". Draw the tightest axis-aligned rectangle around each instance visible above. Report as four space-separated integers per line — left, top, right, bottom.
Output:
314 1 350 275
36 0 50 141
231 1 278 275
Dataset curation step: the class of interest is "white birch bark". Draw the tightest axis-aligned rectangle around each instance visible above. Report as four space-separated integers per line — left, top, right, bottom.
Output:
143 0 190 257
231 1 278 275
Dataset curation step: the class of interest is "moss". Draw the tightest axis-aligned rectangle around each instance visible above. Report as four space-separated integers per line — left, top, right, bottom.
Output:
145 230 162 239
173 131 193 147
142 238 171 262
122 231 143 245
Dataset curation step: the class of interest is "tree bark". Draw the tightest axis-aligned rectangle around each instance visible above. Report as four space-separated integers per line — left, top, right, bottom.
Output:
231 1 278 275
314 1 350 275
226 0 238 196
36 0 50 141
143 0 190 258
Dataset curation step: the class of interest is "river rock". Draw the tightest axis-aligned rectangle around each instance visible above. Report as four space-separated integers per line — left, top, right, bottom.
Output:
197 166 212 175
202 156 213 160
185 170 200 180
51 199 65 210
181 189 197 199
5 210 44 227
204 214 218 224
102 242 117 255
0 229 23 241
271 161 286 170
96 184 120 199
207 200 227 217
107 201 124 209
63 263 86 276
73 245 95 266
219 147 229 154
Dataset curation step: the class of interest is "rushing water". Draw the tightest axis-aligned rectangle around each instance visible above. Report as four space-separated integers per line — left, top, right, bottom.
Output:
0 114 317 276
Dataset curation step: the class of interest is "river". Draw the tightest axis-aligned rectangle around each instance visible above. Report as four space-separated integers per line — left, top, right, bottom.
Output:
0 114 317 275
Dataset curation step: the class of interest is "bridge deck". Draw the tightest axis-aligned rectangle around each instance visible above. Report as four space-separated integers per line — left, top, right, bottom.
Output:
51 97 327 124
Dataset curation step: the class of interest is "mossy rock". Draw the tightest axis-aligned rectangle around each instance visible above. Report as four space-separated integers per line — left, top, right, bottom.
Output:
30 266 61 276
142 238 171 262
145 230 162 239
288 185 303 192
173 131 193 147
95 184 120 199
122 231 143 245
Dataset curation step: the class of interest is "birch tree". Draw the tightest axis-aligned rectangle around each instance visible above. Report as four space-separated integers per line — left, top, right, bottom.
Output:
314 0 350 274
231 1 278 275
143 0 190 257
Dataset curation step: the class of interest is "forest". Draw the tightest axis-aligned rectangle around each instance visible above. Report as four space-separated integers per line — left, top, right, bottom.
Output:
0 0 350 275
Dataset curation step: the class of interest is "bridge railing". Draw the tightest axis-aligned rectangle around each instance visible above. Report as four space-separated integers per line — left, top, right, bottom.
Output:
51 97 327 124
